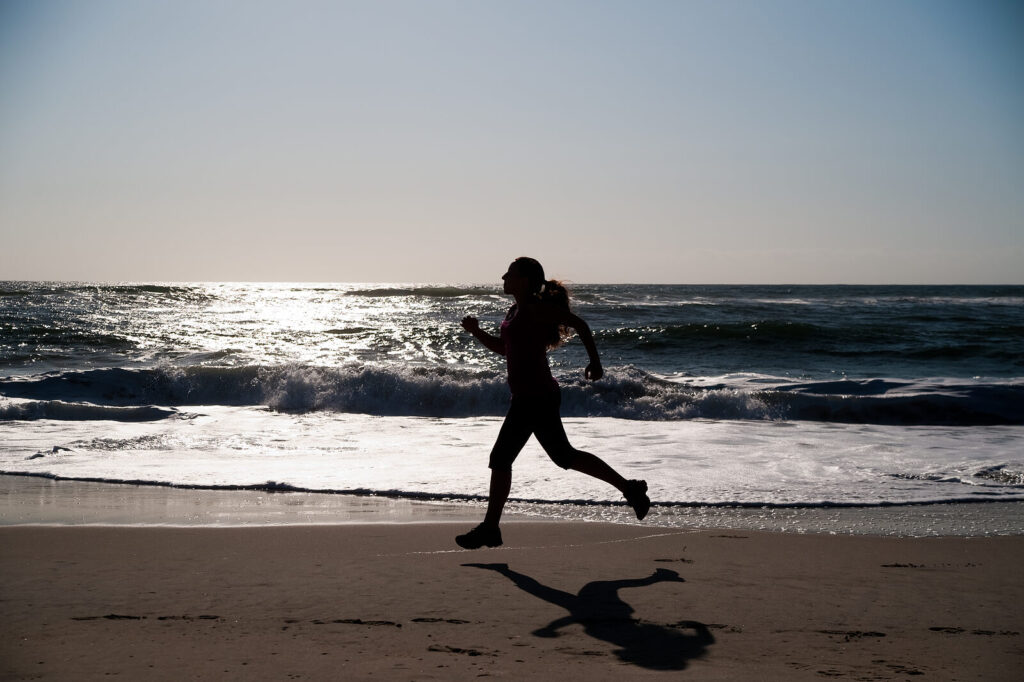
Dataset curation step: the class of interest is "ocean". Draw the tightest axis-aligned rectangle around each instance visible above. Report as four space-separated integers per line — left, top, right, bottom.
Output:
2 282 1022 533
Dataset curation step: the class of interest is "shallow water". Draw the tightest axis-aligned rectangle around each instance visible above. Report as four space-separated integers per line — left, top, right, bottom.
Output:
2 282 1022 535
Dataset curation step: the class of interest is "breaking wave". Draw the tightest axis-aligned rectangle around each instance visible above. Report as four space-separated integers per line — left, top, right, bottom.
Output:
2 365 1021 425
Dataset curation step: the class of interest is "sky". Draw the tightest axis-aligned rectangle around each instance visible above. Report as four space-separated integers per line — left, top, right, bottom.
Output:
1 0 1021 284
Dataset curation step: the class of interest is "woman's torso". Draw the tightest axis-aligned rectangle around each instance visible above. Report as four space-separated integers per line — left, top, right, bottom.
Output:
500 304 558 397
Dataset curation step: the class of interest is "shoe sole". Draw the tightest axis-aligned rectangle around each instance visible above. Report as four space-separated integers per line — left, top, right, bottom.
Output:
456 542 502 549
455 535 503 549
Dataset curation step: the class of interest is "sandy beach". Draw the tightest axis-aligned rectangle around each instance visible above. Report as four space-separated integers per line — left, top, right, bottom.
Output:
4 0 1023 676
3 514 1023 680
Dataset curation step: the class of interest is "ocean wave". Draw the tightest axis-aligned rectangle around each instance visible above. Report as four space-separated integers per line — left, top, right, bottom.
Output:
0 283 216 304
601 322 823 346
66 283 206 297
0 399 179 422
2 365 1021 425
345 286 499 298
0 325 137 350
2 471 1023 508
974 465 1024 486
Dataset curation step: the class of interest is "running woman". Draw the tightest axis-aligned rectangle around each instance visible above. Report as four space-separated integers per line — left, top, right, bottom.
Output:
456 257 650 549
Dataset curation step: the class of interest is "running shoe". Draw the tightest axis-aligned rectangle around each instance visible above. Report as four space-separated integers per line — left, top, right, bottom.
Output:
624 479 651 520
455 523 503 549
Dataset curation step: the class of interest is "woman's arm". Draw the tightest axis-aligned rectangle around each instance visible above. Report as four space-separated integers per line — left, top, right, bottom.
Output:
461 316 506 356
562 311 603 381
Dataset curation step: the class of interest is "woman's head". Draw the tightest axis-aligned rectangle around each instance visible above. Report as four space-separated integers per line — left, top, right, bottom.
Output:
503 257 548 299
509 256 544 292
504 256 571 346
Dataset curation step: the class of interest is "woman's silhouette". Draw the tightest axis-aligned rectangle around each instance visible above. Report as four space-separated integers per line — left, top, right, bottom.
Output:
456 257 650 549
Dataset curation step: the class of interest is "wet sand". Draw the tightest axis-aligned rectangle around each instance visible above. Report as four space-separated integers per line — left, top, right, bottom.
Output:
3 522 1022 680
0 474 486 526
5 474 1024 535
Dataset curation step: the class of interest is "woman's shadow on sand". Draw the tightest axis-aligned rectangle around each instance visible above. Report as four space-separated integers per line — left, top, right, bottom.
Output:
463 563 713 670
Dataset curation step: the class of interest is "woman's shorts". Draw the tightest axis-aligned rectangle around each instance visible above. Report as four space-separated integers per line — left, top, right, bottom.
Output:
488 391 579 472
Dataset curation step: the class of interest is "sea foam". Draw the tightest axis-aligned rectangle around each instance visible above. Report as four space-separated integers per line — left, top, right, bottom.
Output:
1 364 1020 426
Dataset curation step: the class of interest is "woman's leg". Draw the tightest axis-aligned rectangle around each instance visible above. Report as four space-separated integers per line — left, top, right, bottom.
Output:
565 449 650 520
566 451 628 493
532 394 629 493
533 393 650 520
456 407 527 548
459 398 530 539
483 469 512 527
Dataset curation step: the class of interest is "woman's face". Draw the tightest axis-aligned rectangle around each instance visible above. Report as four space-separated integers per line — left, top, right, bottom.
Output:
502 262 528 296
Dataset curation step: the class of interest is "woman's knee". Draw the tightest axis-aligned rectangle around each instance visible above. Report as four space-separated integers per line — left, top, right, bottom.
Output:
488 452 517 472
548 447 582 470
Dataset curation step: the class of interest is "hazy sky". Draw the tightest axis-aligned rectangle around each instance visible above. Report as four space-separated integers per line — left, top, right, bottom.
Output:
1 0 1021 283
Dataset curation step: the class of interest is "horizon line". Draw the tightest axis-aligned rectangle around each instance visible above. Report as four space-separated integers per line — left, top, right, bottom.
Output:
2 280 1023 287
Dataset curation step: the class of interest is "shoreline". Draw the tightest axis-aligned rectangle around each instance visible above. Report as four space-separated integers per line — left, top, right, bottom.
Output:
0 474 491 527
3 523 1023 680
3 474 1023 536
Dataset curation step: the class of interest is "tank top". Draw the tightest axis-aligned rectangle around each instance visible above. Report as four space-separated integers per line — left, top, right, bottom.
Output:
500 305 559 397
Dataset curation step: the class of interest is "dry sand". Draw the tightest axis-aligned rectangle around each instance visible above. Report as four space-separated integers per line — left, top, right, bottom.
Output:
2 522 1022 681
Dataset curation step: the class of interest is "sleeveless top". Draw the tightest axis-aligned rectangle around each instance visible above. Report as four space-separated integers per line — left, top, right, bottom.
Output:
500 305 559 397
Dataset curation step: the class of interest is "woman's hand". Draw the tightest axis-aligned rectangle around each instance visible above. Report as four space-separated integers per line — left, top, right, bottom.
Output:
461 315 506 356
585 361 603 381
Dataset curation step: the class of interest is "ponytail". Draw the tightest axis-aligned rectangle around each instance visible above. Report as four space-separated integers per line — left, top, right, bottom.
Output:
538 279 569 309
539 279 571 349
